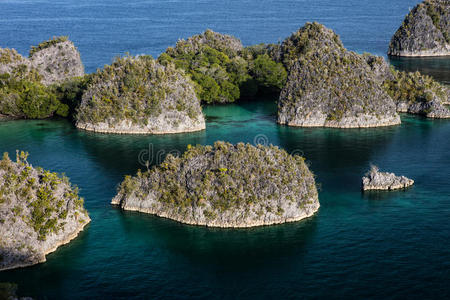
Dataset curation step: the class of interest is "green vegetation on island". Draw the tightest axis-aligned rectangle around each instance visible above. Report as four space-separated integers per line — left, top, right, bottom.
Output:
277 22 400 128
113 142 319 227
159 30 287 103
0 37 86 120
29 36 69 57
76 55 205 134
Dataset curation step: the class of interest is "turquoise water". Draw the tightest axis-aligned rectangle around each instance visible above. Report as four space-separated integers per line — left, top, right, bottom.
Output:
1 0 450 299
0 100 449 299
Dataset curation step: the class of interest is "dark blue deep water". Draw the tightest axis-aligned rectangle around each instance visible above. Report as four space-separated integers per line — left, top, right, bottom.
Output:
1 1 450 299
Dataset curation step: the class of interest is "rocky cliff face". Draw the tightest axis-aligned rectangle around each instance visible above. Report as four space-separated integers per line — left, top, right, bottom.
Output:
362 165 414 191
112 142 319 227
29 37 84 85
76 56 205 134
277 23 401 128
388 0 450 56
0 37 84 86
0 151 90 271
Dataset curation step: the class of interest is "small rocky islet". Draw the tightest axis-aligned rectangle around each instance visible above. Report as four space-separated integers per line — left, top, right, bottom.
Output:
388 0 450 57
362 165 414 191
0 151 90 271
112 142 320 227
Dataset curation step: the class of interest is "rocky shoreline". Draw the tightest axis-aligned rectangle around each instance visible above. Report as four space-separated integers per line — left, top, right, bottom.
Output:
76 120 206 135
112 201 319 228
278 113 401 128
0 220 89 272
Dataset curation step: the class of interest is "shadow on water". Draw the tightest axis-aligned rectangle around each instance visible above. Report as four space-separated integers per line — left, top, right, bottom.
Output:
116 209 319 269
389 56 450 85
361 187 415 201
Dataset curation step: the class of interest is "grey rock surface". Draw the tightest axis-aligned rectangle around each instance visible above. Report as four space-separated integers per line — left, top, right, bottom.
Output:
362 165 414 191
0 152 90 271
277 23 400 128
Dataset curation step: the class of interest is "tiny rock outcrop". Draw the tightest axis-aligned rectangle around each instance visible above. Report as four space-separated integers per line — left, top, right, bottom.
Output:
76 55 205 134
112 142 319 227
388 0 450 57
362 165 414 191
0 151 90 271
277 22 401 128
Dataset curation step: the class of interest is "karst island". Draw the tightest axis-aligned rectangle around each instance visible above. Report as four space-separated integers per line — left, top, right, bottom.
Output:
112 142 320 227
276 22 450 127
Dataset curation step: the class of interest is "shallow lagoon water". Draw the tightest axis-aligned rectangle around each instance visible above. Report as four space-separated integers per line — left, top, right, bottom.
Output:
1 100 450 299
1 0 450 299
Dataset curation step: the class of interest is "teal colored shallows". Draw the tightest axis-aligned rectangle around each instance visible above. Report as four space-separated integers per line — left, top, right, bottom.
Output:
0 99 449 299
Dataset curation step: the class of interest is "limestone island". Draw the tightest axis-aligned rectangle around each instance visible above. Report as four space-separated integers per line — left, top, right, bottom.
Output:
75 55 205 134
0 151 90 271
277 23 401 128
112 142 319 227
362 165 414 191
0 36 84 120
388 0 450 57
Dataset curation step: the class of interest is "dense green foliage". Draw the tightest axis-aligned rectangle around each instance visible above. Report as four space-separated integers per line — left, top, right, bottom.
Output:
52 75 91 118
159 30 287 103
384 68 447 103
0 151 87 241
159 43 246 103
0 64 89 119
248 54 287 91
0 66 68 119
29 36 69 57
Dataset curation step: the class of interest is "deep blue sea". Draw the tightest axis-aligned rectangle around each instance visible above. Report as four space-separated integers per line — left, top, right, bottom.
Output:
1 1 450 299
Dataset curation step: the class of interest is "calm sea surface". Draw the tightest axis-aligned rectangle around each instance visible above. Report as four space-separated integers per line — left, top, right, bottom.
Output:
1 0 449 299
